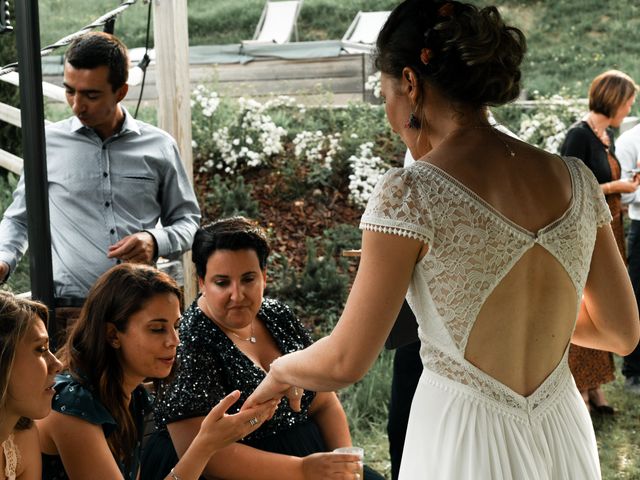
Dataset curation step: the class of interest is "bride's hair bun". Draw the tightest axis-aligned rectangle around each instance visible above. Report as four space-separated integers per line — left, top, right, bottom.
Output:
375 0 526 107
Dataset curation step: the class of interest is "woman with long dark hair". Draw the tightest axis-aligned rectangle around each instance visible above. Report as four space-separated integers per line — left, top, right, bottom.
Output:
37 264 275 480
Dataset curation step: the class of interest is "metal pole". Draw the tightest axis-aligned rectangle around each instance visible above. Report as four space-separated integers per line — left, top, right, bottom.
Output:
14 0 56 346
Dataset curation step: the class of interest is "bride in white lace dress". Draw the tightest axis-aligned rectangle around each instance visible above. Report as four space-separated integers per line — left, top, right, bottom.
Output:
246 1 640 478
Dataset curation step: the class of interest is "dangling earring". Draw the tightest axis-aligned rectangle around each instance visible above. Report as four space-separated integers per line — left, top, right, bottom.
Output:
405 112 421 129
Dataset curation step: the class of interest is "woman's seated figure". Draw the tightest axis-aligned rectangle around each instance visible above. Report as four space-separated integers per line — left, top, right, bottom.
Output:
37 263 274 480
146 217 382 480
0 291 62 480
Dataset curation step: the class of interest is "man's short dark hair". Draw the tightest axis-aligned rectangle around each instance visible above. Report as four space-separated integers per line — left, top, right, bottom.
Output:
65 32 129 91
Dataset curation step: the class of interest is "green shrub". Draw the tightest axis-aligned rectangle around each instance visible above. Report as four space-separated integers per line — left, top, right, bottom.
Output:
0 172 30 294
0 32 22 158
322 224 362 253
203 173 260 221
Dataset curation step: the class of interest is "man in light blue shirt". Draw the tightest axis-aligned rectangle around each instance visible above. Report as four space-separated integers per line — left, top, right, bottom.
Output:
617 122 640 394
0 32 200 302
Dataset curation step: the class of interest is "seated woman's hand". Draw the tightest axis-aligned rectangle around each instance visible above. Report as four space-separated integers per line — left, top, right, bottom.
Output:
197 390 278 452
243 368 302 412
301 452 363 480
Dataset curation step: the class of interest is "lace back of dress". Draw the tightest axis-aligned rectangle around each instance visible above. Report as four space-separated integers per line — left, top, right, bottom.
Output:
2 433 19 480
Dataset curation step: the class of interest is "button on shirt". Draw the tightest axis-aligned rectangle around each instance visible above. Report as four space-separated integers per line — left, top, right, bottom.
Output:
0 107 201 297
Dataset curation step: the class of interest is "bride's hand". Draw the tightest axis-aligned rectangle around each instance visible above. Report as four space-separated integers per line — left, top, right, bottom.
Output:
243 370 303 412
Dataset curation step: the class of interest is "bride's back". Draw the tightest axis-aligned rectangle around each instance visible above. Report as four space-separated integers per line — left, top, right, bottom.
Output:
426 130 577 396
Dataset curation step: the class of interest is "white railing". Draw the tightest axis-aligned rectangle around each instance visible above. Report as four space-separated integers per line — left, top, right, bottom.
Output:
0 71 64 174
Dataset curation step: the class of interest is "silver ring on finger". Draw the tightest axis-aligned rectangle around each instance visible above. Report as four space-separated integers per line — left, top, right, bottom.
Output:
248 417 259 426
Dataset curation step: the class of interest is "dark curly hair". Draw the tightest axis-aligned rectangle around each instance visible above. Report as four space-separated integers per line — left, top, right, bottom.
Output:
375 0 526 108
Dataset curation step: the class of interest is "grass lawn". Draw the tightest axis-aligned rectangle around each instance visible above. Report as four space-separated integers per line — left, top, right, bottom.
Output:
598 357 640 479
36 0 640 97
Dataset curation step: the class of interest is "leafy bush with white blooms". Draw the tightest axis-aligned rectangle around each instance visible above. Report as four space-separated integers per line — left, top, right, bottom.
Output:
293 130 342 171
192 88 287 175
496 93 585 154
348 142 390 208
365 72 381 99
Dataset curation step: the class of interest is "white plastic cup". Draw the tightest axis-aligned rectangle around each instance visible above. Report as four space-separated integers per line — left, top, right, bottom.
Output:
333 446 364 478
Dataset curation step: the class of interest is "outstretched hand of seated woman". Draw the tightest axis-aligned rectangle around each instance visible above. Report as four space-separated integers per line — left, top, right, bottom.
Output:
243 368 303 412
198 390 278 449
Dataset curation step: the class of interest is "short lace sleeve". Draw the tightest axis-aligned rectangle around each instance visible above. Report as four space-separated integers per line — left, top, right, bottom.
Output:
2 433 18 480
568 156 613 227
360 167 432 243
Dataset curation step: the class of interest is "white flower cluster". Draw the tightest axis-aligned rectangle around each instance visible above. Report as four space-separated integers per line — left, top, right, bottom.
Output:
517 95 583 154
262 95 297 110
191 84 220 117
202 97 287 174
348 142 389 208
292 130 342 170
365 72 382 99
519 112 568 153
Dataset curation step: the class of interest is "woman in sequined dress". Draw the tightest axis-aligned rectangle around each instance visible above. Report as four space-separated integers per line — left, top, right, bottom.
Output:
0 292 62 480
560 70 639 415
147 217 383 480
36 264 275 480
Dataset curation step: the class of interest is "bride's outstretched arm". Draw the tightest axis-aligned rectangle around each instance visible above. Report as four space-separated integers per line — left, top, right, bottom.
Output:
245 230 423 408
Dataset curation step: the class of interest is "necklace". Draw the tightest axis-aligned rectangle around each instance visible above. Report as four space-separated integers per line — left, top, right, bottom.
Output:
200 297 257 343
586 116 611 149
228 320 257 344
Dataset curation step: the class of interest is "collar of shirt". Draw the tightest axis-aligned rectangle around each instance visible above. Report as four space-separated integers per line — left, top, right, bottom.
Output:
69 105 142 138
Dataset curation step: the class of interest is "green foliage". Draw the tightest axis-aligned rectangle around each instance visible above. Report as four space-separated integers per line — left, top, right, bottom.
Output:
0 31 22 157
596 358 640 479
0 172 30 294
494 94 585 153
39 0 640 98
341 350 394 477
297 238 348 312
321 223 362 254
0 168 17 210
203 174 260 221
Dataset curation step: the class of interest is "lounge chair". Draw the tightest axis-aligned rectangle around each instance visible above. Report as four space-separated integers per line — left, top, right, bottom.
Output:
243 0 304 45
341 11 390 54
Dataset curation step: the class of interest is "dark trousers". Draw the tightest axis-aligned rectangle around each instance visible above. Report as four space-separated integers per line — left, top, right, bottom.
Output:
387 340 422 480
625 220 640 378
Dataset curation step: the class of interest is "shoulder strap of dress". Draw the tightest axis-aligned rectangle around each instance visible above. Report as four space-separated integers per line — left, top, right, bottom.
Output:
2 433 19 479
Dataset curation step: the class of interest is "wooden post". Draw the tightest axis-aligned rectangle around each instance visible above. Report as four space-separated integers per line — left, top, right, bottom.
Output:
152 0 197 305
